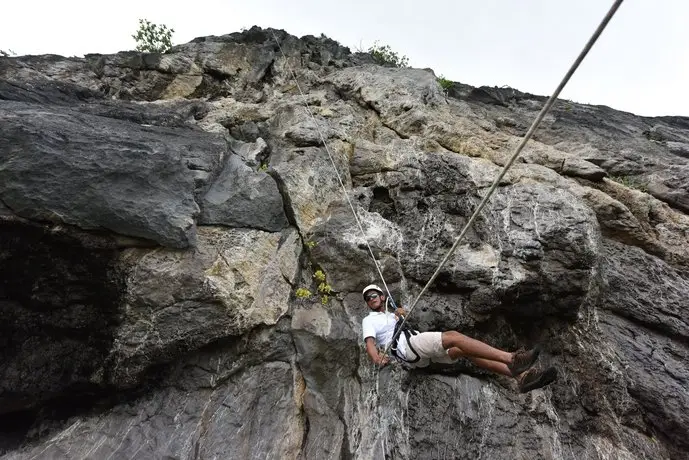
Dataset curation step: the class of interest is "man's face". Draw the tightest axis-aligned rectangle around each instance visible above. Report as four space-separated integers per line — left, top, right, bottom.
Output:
364 290 385 311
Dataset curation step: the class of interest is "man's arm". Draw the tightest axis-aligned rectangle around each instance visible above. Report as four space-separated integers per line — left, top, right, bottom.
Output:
365 337 390 367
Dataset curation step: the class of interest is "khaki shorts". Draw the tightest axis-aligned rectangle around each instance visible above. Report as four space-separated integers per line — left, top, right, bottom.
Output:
408 331 458 365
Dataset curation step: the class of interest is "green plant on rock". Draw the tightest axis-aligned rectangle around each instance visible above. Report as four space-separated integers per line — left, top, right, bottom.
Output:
313 269 333 304
305 240 317 249
313 270 326 282
295 288 312 299
318 282 332 295
437 75 453 91
368 41 409 68
132 19 174 53
204 258 226 276
610 175 649 193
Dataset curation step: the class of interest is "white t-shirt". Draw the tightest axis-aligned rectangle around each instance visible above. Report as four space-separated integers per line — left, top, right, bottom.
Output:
362 311 408 359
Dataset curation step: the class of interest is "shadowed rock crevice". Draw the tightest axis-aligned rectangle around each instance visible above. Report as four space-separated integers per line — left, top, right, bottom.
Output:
369 186 396 221
268 168 301 229
189 74 232 101
0 219 124 420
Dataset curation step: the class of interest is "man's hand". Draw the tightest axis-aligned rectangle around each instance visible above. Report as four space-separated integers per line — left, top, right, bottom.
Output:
376 355 390 367
394 307 407 318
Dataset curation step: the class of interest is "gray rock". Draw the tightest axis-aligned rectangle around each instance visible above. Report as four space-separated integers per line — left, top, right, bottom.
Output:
200 154 289 231
666 141 689 158
646 166 689 213
0 101 226 248
346 147 600 319
597 241 689 450
0 200 13 217
0 55 106 104
602 240 689 340
230 136 269 166
271 140 353 235
108 226 300 387
306 203 405 292
2 347 305 460
284 116 343 147
599 311 689 455
458 87 689 213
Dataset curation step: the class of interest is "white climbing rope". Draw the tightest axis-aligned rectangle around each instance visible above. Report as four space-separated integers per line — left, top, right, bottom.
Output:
270 30 397 308
383 0 625 356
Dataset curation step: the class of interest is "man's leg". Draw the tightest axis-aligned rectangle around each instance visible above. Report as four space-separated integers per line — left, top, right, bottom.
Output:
442 331 512 364
440 332 557 392
467 356 513 377
442 331 540 376
465 353 559 392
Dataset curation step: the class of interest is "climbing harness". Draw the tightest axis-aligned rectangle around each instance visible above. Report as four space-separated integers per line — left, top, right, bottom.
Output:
271 0 625 358
390 315 421 365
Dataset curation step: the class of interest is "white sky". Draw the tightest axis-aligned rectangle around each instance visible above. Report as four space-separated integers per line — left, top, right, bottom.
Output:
2 1 687 117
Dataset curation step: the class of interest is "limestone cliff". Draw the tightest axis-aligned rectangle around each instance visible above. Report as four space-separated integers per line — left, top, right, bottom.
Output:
1 27 688 459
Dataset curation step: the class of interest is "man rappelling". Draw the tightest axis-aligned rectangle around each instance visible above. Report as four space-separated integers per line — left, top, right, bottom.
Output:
361 284 559 393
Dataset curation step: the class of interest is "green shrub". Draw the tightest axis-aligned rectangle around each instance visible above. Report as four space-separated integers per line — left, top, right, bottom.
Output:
132 19 174 53
295 288 312 299
609 175 648 192
313 270 326 283
368 41 409 68
437 75 453 91
313 269 333 303
318 282 332 295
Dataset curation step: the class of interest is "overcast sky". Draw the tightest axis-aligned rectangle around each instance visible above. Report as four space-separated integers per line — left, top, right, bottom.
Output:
2 1 687 117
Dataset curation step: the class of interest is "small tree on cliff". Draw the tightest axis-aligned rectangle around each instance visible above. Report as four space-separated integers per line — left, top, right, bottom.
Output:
132 19 174 53
368 41 409 68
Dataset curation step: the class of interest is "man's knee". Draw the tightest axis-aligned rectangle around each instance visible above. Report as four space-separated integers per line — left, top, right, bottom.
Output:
447 346 465 359
441 330 462 350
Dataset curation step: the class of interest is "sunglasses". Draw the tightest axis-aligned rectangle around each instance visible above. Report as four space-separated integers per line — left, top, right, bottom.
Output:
364 293 380 301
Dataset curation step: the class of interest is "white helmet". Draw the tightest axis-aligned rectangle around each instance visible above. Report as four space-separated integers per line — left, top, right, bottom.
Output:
362 284 384 299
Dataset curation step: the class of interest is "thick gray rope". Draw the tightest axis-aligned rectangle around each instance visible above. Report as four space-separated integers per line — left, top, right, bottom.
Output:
270 31 396 308
383 0 625 356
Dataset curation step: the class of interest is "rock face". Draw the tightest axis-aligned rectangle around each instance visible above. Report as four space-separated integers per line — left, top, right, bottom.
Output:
1 27 688 459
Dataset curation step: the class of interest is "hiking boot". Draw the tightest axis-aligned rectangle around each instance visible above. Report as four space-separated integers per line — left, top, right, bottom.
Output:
508 346 541 377
518 366 558 393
